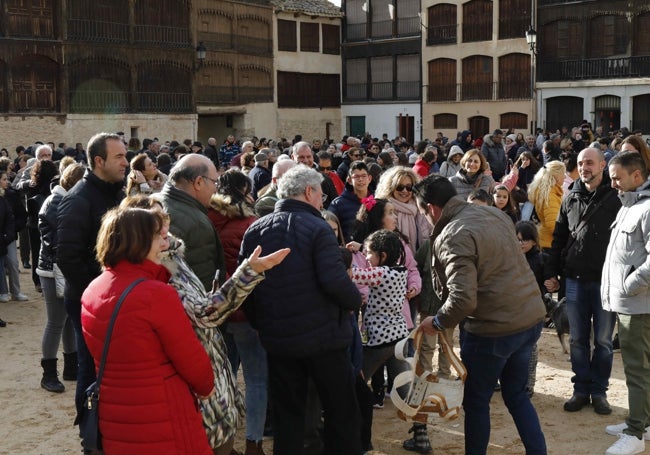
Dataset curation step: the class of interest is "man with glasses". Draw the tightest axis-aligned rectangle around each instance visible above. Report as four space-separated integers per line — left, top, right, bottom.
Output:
293 141 338 209
329 161 372 241
159 154 226 291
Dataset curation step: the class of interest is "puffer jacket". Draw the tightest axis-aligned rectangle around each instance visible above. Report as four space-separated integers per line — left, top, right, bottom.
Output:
329 188 364 242
480 134 508 180
208 193 257 323
531 184 563 249
432 197 545 336
57 170 125 301
159 183 226 290
37 185 66 274
601 180 650 314
161 235 264 448
208 194 257 276
546 174 621 282
240 198 362 356
81 260 214 455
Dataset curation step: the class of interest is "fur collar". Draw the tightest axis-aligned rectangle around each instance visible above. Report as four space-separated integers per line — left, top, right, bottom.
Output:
209 193 256 219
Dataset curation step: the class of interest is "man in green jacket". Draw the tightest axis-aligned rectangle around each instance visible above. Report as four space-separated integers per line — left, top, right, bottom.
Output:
159 154 225 290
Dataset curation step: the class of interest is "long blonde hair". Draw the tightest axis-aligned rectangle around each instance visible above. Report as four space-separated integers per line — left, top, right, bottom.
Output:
527 161 566 206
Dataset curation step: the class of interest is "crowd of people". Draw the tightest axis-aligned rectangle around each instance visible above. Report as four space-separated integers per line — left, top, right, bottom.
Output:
1 123 650 455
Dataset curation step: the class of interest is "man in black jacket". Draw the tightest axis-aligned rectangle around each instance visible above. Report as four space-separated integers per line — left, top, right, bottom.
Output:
545 147 621 415
240 165 362 455
57 132 127 439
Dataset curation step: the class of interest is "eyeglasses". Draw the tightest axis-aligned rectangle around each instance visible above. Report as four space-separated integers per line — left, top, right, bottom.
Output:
395 184 413 192
517 238 532 243
201 175 218 186
350 152 366 158
350 174 369 180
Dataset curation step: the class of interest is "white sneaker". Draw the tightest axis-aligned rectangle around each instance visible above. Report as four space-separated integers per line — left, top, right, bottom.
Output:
0 294 9 302
606 433 645 455
11 293 28 302
606 423 650 440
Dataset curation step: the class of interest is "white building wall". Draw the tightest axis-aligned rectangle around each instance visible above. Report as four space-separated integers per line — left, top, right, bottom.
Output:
538 80 650 131
341 103 421 140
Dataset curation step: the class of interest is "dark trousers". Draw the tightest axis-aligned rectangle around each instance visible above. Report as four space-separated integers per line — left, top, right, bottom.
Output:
268 348 361 455
65 297 96 431
28 227 40 287
355 374 374 452
18 226 30 264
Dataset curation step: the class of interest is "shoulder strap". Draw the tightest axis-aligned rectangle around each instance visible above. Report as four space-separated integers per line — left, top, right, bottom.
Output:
95 278 146 388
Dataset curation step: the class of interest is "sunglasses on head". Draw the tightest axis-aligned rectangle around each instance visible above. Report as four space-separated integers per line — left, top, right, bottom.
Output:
396 184 413 192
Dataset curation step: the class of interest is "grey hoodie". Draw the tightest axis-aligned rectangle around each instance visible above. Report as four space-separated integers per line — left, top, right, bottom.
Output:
439 145 463 178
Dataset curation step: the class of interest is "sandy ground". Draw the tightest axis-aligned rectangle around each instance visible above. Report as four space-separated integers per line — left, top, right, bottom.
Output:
0 268 638 455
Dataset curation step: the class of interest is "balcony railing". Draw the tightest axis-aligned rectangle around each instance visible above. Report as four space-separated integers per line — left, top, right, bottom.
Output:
69 90 191 113
67 19 129 43
346 22 367 41
134 25 189 47
425 82 531 102
69 90 130 113
539 56 650 81
539 0 592 5
344 81 420 102
198 33 272 55
196 86 273 105
426 24 457 45
137 92 192 112
345 18 421 42
397 16 422 37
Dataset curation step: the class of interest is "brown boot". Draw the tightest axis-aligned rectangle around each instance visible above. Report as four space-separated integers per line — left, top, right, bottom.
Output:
245 439 265 455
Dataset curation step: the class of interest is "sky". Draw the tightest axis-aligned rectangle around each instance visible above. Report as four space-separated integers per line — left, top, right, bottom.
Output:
330 0 341 6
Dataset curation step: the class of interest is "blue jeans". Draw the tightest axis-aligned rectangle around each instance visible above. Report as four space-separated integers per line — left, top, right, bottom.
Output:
461 322 546 455
565 278 616 397
225 321 268 442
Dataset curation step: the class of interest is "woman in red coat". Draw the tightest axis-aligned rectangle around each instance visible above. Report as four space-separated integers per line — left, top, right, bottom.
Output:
82 207 215 455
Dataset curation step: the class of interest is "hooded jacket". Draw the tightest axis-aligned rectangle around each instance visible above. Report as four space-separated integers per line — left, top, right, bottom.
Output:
480 134 508 180
601 179 650 314
439 146 464 178
432 197 545 336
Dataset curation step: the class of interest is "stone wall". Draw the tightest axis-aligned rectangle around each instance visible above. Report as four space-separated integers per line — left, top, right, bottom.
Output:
0 113 197 156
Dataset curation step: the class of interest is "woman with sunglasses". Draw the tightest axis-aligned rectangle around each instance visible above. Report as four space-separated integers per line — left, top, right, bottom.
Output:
375 166 431 255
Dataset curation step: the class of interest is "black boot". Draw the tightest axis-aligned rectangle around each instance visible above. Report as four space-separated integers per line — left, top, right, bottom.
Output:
403 423 432 453
41 358 65 393
62 352 78 381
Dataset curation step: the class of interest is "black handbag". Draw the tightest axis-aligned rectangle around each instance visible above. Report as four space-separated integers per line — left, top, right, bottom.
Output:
81 278 145 452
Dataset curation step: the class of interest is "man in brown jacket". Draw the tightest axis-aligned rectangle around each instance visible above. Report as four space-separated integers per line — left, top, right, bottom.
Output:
413 175 547 455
